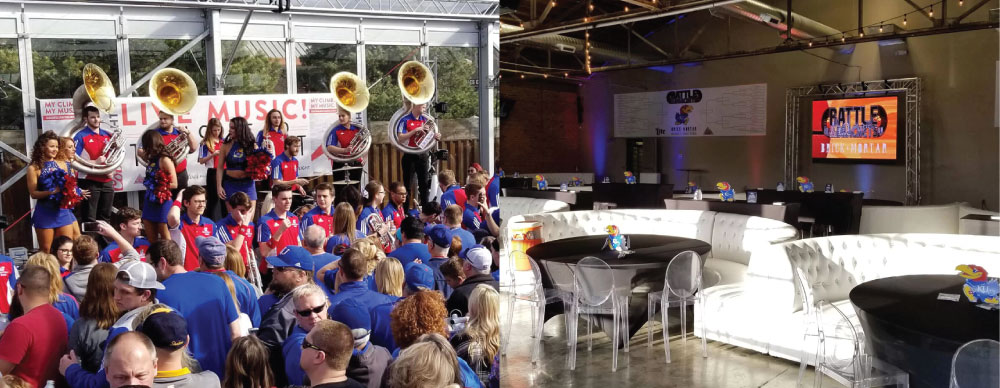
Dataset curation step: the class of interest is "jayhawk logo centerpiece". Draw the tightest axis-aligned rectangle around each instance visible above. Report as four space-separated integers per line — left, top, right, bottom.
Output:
570 177 583 187
796 176 814 193
716 182 735 202
604 225 626 253
497 168 504 178
675 105 694 125
624 171 636 184
956 264 999 305
535 175 547 191
687 181 698 194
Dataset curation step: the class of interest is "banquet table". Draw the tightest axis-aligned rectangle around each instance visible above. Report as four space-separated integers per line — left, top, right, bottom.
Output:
528 234 712 341
850 274 1000 388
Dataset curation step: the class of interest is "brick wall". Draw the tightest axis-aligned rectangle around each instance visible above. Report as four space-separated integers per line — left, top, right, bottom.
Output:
499 79 585 173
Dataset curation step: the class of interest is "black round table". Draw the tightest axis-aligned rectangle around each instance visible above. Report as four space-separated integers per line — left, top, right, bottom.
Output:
527 234 712 340
850 274 1000 388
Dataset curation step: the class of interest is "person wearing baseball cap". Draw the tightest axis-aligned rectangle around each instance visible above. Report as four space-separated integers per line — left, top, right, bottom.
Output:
446 245 499 316
422 224 454 298
332 299 391 388
386 217 431 268
137 309 221 387
62 259 164 388
327 248 393 313
257 245 316 387
368 262 436 352
196 236 260 332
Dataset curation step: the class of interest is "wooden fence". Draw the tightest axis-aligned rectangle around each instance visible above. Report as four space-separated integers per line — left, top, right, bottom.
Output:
368 139 479 193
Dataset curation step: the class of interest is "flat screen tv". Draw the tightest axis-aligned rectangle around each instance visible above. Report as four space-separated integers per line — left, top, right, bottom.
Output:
811 95 903 163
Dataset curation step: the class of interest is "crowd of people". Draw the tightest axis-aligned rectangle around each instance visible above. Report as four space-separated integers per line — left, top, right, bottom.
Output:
0 106 502 388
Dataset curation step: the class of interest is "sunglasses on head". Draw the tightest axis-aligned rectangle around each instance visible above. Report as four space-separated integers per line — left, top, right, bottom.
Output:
301 337 324 352
296 304 326 317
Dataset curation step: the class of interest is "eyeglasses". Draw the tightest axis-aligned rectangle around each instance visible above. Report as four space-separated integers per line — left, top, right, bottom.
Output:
57 249 73 254
296 304 326 317
394 192 408 196
301 338 324 352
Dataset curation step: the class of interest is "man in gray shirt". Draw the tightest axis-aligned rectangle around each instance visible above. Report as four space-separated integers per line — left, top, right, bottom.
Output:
137 309 221 387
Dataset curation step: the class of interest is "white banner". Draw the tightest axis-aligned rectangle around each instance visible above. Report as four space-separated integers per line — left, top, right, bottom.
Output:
41 94 352 192
614 83 767 138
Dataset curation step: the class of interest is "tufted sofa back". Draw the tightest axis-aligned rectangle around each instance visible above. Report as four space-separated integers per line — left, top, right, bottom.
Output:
748 234 1000 315
504 210 796 266
497 197 570 225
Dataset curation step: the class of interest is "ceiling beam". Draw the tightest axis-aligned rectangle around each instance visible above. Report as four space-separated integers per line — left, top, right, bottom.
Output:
902 0 935 22
621 0 658 11
624 25 673 58
953 0 991 24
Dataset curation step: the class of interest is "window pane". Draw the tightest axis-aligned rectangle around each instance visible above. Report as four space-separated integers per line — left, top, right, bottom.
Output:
32 39 119 99
130 39 208 96
296 43 357 94
0 38 29 250
365 45 419 122
0 39 23 136
222 40 287 94
429 46 479 130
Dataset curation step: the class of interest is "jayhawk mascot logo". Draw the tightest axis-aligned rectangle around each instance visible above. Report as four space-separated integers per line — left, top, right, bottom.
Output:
716 182 735 202
687 181 698 194
956 265 999 305
675 105 694 125
796 176 814 193
624 171 636 184
535 175 547 191
605 225 625 252
570 177 583 187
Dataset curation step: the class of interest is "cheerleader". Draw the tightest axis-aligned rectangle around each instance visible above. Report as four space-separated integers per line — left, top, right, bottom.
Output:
199 118 224 219
140 130 178 243
218 117 265 216
27 131 86 252
59 136 84 237
258 109 288 156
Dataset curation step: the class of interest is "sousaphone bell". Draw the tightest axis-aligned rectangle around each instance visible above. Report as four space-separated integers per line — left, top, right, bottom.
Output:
137 68 198 167
61 63 127 176
388 61 438 155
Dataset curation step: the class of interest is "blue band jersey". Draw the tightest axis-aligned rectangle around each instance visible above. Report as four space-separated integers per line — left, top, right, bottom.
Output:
72 126 113 181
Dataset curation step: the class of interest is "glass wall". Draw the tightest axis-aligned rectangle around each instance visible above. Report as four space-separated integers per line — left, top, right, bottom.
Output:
0 38 29 251
365 45 419 121
221 40 287 94
0 39 22 136
32 39 119 99
296 43 357 94
130 39 208 96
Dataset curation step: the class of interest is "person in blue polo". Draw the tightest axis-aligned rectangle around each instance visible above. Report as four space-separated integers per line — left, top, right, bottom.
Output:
368 262 435 352
196 236 260 330
328 248 394 312
258 245 316 388
386 217 430 267
283 283 329 387
423 224 454 298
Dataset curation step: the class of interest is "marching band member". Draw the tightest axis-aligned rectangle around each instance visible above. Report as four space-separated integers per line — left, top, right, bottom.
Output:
27 131 86 252
73 105 115 223
99 207 151 263
395 101 441 208
217 117 260 214
214 191 255 271
166 186 216 271
199 118 224 219
357 181 386 237
381 182 407 230
257 183 302 259
325 108 365 182
139 130 178 244
270 136 308 196
462 183 500 240
300 183 336 237
258 109 288 156
438 169 465 208
138 111 196 193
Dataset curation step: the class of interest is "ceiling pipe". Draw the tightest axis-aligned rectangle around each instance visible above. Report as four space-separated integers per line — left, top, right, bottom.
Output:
714 0 841 40
516 34 658 63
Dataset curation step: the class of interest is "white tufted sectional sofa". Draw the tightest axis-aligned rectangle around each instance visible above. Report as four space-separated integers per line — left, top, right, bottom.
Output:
698 233 1000 363
502 209 798 287
859 202 999 235
497 197 570 227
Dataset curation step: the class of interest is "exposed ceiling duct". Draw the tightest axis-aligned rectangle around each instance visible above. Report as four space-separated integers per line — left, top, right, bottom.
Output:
714 0 841 40
517 34 657 63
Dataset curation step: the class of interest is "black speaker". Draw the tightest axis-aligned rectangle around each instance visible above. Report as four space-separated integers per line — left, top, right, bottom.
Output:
498 98 515 119
576 95 583 123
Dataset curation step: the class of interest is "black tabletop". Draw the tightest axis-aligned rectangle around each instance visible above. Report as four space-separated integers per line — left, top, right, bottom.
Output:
961 214 999 222
850 274 1000 344
527 234 711 269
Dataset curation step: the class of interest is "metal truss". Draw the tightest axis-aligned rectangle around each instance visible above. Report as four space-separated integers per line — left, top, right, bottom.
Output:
12 0 500 18
784 78 921 205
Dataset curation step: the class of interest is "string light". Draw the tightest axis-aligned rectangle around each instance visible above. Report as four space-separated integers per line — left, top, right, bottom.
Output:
808 41 813 47
564 72 569 77
929 5 933 17
859 29 864 37
520 74 525 79
543 74 548 78
903 14 907 26
879 23 883 33
589 4 594 11
841 33 845 42
624 5 629 12
550 1 555 6
960 0 964 6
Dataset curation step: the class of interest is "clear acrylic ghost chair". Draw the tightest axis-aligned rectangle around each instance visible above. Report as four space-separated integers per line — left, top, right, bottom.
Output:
500 250 574 364
792 267 909 388
950 339 1000 388
568 256 630 372
646 250 707 363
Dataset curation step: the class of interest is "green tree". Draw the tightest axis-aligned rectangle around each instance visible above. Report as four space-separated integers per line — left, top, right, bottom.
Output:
31 39 118 99
0 42 23 133
130 39 208 97
296 43 357 94
430 46 478 120
365 45 419 122
222 41 285 95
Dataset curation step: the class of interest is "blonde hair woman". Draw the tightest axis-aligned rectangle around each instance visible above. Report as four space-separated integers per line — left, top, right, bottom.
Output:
449 285 499 385
24 252 79 321
375 257 404 298
386 333 462 388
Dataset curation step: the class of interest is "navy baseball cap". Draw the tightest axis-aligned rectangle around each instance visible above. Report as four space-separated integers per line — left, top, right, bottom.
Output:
266 246 315 271
424 224 452 248
404 262 435 291
139 309 188 351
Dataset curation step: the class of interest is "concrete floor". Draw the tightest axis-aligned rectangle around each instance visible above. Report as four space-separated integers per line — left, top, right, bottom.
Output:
500 296 837 388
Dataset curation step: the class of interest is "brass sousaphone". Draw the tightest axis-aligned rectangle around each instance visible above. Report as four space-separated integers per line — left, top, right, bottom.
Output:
137 68 198 167
387 61 438 154
62 64 127 176
322 72 372 163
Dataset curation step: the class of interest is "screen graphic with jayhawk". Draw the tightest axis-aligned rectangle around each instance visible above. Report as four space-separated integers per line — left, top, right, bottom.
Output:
811 96 898 161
